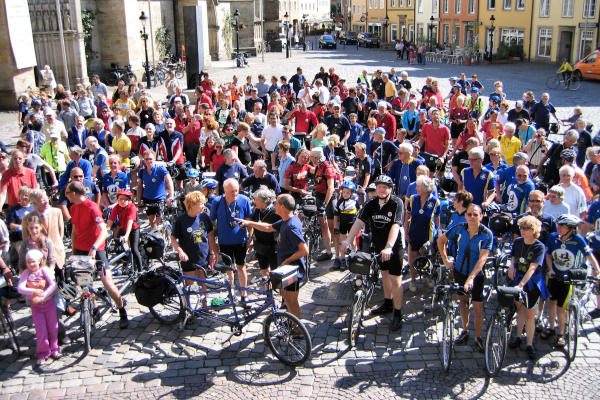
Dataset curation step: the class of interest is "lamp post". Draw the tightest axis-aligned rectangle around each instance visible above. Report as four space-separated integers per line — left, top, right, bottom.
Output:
284 12 290 58
233 9 240 62
139 11 151 89
383 16 389 43
428 16 435 51
489 14 495 64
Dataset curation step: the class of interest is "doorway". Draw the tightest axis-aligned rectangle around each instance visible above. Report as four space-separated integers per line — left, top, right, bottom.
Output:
558 30 573 62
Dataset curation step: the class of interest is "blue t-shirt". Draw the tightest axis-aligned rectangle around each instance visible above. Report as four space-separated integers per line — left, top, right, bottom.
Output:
388 157 423 197
93 147 110 178
348 123 363 145
59 179 99 205
445 223 494 276
272 216 306 278
7 204 34 226
407 194 440 243
138 164 168 200
585 200 600 251
546 232 591 277
57 159 93 190
173 212 213 269
101 172 129 203
406 181 438 199
460 167 496 206
215 162 249 193
484 161 509 181
210 194 252 245
505 179 535 214
241 173 281 195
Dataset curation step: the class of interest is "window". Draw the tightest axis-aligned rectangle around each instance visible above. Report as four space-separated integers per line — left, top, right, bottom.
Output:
503 0 511 10
380 0 384 8
468 0 475 13
363 5 366 11
537 28 552 57
500 28 525 46
516 0 525 9
418 0 424 12
399 0 404 6
408 0 412 6
453 24 460 44
417 23 424 38
455 0 461 13
392 0 396 7
443 0 449 13
584 0 597 18
562 0 574 17
539 0 550 17
409 25 414 41
579 29 594 59
488 0 496 10
443 24 450 43
433 0 439 12
369 0 373 9
391 24 398 40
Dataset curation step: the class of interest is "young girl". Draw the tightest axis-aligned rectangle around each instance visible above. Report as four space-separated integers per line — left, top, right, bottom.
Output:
18 249 59 364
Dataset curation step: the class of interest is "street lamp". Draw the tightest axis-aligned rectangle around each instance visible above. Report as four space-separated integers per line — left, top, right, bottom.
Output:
383 16 389 43
139 11 151 89
428 15 435 51
284 12 290 58
233 9 240 63
489 14 495 64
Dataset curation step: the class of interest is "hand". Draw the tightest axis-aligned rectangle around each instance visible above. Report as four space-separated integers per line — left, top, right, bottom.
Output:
381 247 392 262
31 296 42 305
507 267 515 281
547 270 556 279
482 201 490 210
166 198 173 207
463 276 474 292
88 248 97 258
177 248 189 262
444 259 455 270
436 158 444 166
516 283 524 291
2 267 13 281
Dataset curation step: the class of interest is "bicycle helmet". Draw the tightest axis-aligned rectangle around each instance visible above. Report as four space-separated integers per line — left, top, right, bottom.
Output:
116 189 134 199
366 183 376 192
439 174 458 193
560 148 576 162
413 256 433 276
341 181 357 191
201 178 218 189
57 281 79 301
186 168 200 178
556 214 581 228
374 175 394 188
130 156 141 170
488 212 512 236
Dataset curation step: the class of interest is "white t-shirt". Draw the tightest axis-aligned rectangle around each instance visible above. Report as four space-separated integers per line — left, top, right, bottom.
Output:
317 86 330 105
561 183 587 216
542 200 570 220
262 124 283 152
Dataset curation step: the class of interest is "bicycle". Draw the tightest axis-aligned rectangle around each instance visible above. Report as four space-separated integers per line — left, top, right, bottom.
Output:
484 285 527 377
0 275 19 355
137 253 312 366
545 73 581 91
298 195 321 285
346 252 380 347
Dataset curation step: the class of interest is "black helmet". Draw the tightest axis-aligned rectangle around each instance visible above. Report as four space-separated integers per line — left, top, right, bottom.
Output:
374 175 394 188
366 183 377 192
556 214 581 229
439 174 458 193
488 212 512 236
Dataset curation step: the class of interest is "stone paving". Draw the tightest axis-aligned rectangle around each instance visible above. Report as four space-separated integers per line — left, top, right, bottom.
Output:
2 44 600 398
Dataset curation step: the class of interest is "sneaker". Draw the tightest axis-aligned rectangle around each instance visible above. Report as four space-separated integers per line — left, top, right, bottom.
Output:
509 336 522 349
474 337 484 353
333 257 341 269
50 352 61 360
455 330 469 345
391 312 403 332
588 308 600 320
526 344 537 360
118 308 129 329
316 252 333 262
409 281 417 293
240 296 251 310
371 303 393 315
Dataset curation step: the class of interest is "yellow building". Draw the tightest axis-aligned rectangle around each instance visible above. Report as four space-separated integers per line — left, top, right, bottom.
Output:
530 0 599 63
350 0 369 32
386 0 416 43
477 0 531 59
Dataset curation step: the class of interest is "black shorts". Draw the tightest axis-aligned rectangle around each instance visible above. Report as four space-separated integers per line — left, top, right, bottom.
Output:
315 193 335 219
256 250 278 271
181 262 208 273
547 277 572 309
520 283 542 309
283 280 300 292
220 243 247 266
143 198 163 217
453 270 485 302
378 248 405 276
338 221 353 235
73 248 110 273
174 163 187 181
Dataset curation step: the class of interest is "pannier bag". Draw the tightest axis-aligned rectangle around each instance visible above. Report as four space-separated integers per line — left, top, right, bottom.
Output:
134 271 171 308
270 264 299 290
348 251 374 275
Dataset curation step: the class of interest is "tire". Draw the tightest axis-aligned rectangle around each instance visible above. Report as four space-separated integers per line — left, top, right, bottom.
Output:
81 297 92 353
263 311 312 366
156 70 166 83
566 305 578 362
175 68 185 79
546 75 560 89
347 290 365 347
149 274 187 325
567 76 581 91
441 308 454 372
0 305 20 355
573 70 583 82
484 314 507 377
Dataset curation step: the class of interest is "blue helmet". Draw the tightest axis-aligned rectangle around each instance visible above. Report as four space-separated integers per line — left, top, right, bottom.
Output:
201 178 218 189
186 168 200 178
341 181 357 191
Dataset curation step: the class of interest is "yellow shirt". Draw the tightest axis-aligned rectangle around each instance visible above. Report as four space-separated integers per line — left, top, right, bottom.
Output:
113 99 137 117
500 135 522 166
111 135 132 167
39 140 70 173
384 81 397 99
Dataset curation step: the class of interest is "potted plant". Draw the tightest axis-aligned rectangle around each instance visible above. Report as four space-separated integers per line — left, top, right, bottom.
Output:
463 40 479 66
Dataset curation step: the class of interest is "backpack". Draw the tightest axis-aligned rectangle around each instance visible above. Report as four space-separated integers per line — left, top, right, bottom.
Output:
319 160 343 190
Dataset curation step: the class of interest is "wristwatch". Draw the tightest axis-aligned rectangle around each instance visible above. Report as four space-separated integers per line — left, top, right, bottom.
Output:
90 245 97 251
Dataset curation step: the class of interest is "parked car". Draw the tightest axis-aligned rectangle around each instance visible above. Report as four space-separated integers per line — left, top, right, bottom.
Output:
338 31 358 44
573 50 600 80
319 35 337 49
357 32 380 48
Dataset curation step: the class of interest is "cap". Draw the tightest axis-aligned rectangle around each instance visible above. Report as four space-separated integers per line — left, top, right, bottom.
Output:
32 99 42 106
453 83 462 88
515 100 523 108
373 127 386 135
116 189 134 198
471 87 480 93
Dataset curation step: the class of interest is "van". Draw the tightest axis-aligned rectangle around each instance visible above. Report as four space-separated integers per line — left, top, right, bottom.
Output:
573 50 600 80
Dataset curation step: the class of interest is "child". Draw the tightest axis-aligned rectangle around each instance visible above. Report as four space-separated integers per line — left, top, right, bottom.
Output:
17 249 59 365
347 113 362 149
184 168 202 195
333 181 359 270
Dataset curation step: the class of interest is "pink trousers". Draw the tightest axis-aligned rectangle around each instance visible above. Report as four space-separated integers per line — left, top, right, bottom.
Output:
31 300 59 359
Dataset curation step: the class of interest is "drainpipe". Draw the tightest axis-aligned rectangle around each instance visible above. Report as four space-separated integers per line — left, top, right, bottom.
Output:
173 0 180 57
528 0 534 62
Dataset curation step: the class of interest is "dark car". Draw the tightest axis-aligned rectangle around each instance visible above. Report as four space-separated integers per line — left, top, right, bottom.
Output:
357 32 380 48
338 31 358 44
319 35 337 49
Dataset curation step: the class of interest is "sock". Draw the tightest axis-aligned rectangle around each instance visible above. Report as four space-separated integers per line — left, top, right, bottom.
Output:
384 298 393 308
119 307 127 317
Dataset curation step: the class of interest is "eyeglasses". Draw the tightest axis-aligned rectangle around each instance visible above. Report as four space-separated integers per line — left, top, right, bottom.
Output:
468 158 481 161
489 153 500 156
516 174 528 178
529 199 543 203
466 213 480 217
519 226 533 231
216 146 223 149
144 158 154 161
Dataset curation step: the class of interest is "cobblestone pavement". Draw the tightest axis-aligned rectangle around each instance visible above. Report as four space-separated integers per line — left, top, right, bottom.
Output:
2 44 600 399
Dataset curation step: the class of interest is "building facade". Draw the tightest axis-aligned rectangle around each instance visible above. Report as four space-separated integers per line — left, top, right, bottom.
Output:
478 0 530 60
415 0 439 44
439 0 478 47
387 0 416 43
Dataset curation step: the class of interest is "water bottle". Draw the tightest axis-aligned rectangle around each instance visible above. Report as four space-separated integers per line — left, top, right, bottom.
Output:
210 298 225 307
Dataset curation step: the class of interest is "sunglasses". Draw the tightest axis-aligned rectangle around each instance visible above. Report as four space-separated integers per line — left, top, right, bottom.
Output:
72 175 83 178
489 153 500 156
466 213 480 217
468 158 481 161
519 226 533 231
529 199 543 203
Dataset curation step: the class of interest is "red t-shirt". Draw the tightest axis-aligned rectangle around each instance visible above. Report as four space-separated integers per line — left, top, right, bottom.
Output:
109 202 139 231
289 109 319 134
458 130 481 149
312 104 325 121
284 162 311 190
0 167 38 207
184 120 201 145
202 145 215 165
70 199 106 252
211 152 225 171
421 122 450 157
376 112 397 142
481 119 504 140
314 161 336 195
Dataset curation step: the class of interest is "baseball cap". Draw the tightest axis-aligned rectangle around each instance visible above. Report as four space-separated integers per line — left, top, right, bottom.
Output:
373 127 386 135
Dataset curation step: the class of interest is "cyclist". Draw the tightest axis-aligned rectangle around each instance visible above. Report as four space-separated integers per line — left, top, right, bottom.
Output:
136 149 174 229
459 147 496 209
183 168 202 195
333 181 359 269
447 190 473 231
508 215 549 360
200 178 218 213
106 190 143 272
247 187 280 279
437 204 493 352
100 155 128 209
310 148 336 261
340 175 406 332
557 57 573 82
66 181 128 329
503 165 535 215
387 142 423 198
543 215 600 347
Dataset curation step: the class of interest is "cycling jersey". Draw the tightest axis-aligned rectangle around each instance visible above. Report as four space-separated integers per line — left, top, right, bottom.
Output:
407 194 440 245
445 223 493 276
387 157 423 197
505 180 535 214
138 164 169 201
460 167 496 206
546 232 591 276
102 172 129 204
335 195 359 228
358 194 405 252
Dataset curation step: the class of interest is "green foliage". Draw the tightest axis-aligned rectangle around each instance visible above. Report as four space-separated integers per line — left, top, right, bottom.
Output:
82 9 102 66
496 41 524 60
155 26 172 58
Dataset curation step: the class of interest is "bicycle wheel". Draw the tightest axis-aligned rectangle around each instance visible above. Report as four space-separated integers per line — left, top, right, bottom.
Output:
484 314 507 377
149 275 187 325
347 290 365 347
0 305 20 354
441 308 454 372
263 311 312 366
566 304 578 361
545 76 561 89
175 68 185 79
81 297 93 353
156 69 166 83
567 77 581 91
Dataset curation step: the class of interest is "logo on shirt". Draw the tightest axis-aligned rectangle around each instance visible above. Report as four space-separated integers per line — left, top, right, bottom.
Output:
95 217 102 223
552 249 575 271
480 173 487 181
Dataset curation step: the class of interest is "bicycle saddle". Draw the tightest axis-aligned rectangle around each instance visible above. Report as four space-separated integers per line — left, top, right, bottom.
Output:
213 263 235 273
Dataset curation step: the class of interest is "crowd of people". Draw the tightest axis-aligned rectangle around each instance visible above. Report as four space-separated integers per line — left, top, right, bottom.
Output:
4 62 600 365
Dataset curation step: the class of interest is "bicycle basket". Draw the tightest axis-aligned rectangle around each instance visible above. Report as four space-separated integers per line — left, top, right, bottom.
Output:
497 286 520 308
141 230 165 260
348 252 373 275
488 212 512 236
134 271 171 308
413 256 433 276
67 257 95 287
270 264 299 290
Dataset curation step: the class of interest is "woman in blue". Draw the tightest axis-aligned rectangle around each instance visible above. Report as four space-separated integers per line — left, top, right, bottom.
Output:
508 216 549 360
101 155 129 209
171 191 218 309
543 215 600 347
437 204 493 352
446 190 472 231
136 149 174 229
406 176 440 292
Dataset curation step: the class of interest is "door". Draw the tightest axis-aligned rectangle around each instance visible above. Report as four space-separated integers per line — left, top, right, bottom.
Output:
558 30 573 62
